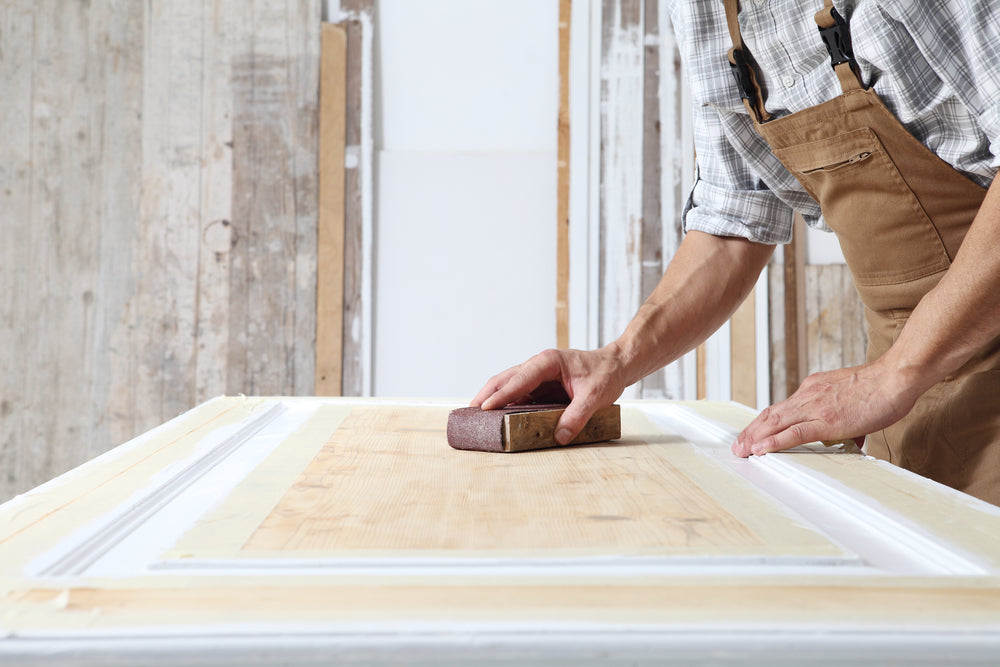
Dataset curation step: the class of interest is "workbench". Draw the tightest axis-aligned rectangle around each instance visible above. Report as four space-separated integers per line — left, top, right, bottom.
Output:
2 397 999 665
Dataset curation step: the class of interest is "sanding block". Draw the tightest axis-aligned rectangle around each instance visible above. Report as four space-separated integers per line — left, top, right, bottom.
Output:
447 404 621 453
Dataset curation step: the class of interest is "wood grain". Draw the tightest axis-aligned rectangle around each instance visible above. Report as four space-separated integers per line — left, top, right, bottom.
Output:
598 0 643 362
0 1 322 503
336 0 375 397
806 263 867 374
18 583 1000 628
556 0 571 349
730 290 756 407
316 23 348 396
503 404 621 452
639 0 666 397
244 405 773 554
783 214 808 396
228 0 320 396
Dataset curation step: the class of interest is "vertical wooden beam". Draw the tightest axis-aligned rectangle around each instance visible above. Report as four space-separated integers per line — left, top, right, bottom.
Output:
599 0 643 381
730 290 757 407
784 213 808 396
195 0 237 404
139 0 219 428
316 23 347 396
696 343 707 400
0 0 34 495
330 0 374 396
658 5 696 400
767 256 787 402
556 0 572 349
639 0 664 396
227 0 321 397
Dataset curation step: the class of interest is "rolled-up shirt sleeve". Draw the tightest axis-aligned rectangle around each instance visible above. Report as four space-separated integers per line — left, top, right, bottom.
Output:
682 101 797 245
671 4 816 246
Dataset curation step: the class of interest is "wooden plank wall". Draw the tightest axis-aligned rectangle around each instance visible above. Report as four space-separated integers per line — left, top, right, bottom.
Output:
0 0 321 502
598 0 693 399
327 0 374 397
316 24 347 396
557 0 572 350
597 1 863 404
768 251 867 402
599 0 644 369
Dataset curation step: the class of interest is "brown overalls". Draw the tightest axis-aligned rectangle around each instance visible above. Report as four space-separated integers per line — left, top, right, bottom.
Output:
723 0 1000 505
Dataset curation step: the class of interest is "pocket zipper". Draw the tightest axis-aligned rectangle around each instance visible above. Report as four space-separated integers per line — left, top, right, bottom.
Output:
800 151 873 174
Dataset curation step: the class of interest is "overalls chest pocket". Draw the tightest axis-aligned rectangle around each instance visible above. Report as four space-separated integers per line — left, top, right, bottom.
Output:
773 126 952 291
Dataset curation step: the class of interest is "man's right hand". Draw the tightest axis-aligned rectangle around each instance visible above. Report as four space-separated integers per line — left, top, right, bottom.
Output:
471 345 631 445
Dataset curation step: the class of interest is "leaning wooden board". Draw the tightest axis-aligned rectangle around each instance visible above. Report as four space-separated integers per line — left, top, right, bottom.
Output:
1 397 999 665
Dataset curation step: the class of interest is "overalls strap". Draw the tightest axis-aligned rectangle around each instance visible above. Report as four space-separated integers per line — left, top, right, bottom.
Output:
723 0 771 123
813 0 866 93
723 0 865 124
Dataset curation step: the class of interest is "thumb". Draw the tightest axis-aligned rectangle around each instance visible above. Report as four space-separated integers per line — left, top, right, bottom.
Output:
554 397 600 445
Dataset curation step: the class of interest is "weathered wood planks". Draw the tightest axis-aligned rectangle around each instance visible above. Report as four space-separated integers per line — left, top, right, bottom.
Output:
768 232 867 403
557 0 572 349
0 0 322 502
328 0 374 397
316 23 348 396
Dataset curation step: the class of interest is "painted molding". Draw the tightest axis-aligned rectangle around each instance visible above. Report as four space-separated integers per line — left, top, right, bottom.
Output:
35 403 288 578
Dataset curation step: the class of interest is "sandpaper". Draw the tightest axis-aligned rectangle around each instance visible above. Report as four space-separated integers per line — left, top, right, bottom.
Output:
447 404 621 453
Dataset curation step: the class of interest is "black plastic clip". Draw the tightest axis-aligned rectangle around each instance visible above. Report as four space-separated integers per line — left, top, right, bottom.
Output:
818 7 856 68
728 48 754 102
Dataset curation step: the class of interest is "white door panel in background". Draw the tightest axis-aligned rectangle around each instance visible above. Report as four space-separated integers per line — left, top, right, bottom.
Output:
374 0 559 396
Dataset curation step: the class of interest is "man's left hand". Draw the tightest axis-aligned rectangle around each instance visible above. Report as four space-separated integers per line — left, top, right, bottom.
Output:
732 360 916 457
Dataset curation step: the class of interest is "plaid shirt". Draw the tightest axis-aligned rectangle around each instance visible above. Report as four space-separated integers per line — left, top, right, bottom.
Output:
668 0 1000 243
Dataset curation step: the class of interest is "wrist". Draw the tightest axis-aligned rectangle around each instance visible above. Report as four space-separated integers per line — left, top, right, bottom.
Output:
876 344 944 408
603 330 649 389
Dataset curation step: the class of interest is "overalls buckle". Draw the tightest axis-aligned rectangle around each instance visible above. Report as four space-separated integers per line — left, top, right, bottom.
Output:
728 48 754 102
817 8 855 68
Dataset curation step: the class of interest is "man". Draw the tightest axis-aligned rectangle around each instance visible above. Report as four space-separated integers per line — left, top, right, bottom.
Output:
473 0 1000 505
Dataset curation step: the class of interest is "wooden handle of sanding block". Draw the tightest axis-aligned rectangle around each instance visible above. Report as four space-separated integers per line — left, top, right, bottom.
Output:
502 404 621 452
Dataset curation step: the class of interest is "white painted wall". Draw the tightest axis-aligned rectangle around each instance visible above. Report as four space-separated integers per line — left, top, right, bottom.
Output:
373 0 559 397
806 226 847 265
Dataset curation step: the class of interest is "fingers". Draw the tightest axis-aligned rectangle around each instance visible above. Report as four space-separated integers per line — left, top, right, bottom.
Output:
732 419 826 457
470 367 518 408
473 350 563 411
732 403 800 457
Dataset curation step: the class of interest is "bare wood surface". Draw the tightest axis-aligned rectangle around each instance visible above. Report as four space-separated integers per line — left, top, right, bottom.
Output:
657 12 696 399
6 397 1000 643
340 18 365 395
556 0 572 349
316 23 348 396
806 264 867 374
504 404 621 452
639 0 667 397
17 583 1000 630
696 343 708 400
194 0 237 404
599 0 644 358
228 0 320 396
244 405 840 554
768 258 788 402
730 290 757 407
783 214 808 396
334 0 375 396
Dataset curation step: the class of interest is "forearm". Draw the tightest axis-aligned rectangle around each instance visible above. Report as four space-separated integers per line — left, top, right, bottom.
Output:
881 176 1000 400
611 230 775 385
